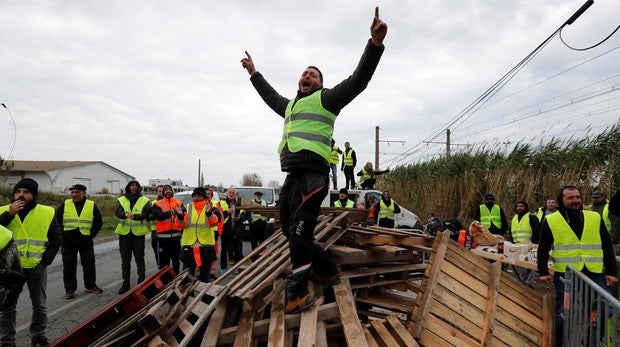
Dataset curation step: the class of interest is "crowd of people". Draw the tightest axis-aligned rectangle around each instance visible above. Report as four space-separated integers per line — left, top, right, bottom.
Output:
0 178 270 346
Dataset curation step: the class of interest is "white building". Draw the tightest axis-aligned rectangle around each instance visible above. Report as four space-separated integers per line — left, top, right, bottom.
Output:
147 178 190 193
3 160 134 194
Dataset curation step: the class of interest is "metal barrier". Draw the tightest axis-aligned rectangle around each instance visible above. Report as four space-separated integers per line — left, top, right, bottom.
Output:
563 265 620 347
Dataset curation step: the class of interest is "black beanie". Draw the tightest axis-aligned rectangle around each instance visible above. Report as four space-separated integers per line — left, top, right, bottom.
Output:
13 178 38 197
192 187 208 199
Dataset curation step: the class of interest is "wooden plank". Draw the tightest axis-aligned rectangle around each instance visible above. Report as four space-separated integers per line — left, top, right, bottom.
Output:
421 314 480 347
315 320 328 347
369 319 400 346
363 325 380 347
233 302 256 347
200 298 229 347
409 230 450 337
541 293 554 347
297 297 322 347
333 278 369 347
480 262 501 346
267 279 286 347
385 315 420 347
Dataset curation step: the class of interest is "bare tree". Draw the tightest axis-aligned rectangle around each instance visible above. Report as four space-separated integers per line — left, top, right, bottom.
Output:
240 172 263 186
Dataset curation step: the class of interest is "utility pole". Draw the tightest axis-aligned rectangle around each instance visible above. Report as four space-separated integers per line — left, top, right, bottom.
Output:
198 159 201 187
375 126 406 169
422 128 469 158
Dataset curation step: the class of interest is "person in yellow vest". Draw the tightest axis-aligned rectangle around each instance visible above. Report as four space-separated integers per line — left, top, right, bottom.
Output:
240 7 386 314
473 193 508 235
373 190 401 228
333 188 355 208
148 184 164 266
0 178 62 347
114 180 152 294
536 197 558 222
180 187 220 282
587 191 618 241
330 139 342 190
217 187 247 274
341 141 357 190
507 200 539 244
152 185 187 276
249 191 268 255
56 184 103 300
357 162 389 190
537 186 618 345
0 224 24 313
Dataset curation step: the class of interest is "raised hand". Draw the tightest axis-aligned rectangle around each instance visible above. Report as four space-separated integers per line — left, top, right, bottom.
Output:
370 7 387 46
240 51 257 76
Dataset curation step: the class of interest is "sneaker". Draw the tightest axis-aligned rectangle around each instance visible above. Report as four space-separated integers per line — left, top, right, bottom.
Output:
85 285 103 294
65 290 76 299
31 336 49 347
285 294 316 314
117 282 130 294
311 272 341 285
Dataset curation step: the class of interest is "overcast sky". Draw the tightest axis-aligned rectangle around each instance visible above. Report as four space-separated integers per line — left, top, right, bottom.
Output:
1 1 619 188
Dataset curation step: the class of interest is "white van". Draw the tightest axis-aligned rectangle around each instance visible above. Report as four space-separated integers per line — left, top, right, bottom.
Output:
323 189 421 229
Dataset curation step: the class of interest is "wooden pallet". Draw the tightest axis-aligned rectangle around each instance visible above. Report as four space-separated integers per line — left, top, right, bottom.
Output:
407 230 554 346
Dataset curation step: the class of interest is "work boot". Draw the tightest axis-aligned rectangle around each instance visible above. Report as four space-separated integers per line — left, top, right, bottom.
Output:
285 293 316 314
65 290 76 299
117 281 130 294
85 285 103 294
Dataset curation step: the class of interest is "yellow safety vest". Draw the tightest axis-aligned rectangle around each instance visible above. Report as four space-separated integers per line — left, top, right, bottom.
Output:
115 196 150 236
378 200 395 220
330 144 340 165
334 199 354 208
358 167 371 185
510 214 532 243
0 204 54 269
479 204 502 229
63 199 95 236
0 225 13 251
588 203 612 233
251 199 268 222
181 203 216 246
278 90 336 164
343 149 354 166
150 198 159 231
547 210 603 273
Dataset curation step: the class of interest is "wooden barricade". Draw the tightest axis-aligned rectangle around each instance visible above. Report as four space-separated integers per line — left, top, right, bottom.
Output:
407 230 555 346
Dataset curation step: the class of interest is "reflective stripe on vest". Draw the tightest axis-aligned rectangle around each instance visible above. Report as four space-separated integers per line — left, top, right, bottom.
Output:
547 210 603 273
0 204 54 269
155 198 186 233
479 204 502 229
182 203 216 246
334 199 355 208
278 90 336 164
0 225 13 251
330 144 340 165
115 196 150 236
378 200 395 220
343 149 354 166
510 214 532 243
63 199 94 236
150 198 159 231
359 167 371 185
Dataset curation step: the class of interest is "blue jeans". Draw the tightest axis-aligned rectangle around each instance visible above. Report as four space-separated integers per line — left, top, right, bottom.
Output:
0 265 48 345
330 164 338 189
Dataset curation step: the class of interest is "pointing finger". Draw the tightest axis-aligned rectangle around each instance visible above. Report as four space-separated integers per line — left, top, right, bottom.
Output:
245 51 252 60
375 6 379 19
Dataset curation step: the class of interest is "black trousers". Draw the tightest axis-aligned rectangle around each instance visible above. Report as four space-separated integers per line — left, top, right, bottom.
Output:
220 224 242 269
250 219 266 250
279 171 338 298
156 236 181 274
118 234 146 284
180 245 216 282
343 166 355 189
62 242 96 291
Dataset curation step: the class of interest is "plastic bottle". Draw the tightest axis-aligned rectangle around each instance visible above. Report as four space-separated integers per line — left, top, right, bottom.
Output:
465 231 472 250
458 230 466 247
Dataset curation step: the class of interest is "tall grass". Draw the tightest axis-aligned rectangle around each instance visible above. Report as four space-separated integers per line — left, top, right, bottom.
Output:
380 124 620 224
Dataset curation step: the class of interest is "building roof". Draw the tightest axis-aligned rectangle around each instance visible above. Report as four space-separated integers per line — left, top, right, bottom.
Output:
8 160 134 178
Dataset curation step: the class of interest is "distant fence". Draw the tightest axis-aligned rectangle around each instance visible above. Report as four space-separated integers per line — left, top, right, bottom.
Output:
563 265 620 346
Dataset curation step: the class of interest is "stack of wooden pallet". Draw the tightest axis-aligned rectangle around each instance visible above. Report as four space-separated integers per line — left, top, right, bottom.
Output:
56 209 554 346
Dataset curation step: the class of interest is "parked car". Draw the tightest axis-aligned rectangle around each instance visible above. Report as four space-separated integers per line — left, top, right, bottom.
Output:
228 186 277 239
322 189 421 230
174 190 220 206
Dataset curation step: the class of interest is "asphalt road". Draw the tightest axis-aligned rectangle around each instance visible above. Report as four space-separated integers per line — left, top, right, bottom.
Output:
14 236 161 346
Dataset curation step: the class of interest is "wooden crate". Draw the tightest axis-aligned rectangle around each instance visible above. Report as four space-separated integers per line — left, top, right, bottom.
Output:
407 230 554 346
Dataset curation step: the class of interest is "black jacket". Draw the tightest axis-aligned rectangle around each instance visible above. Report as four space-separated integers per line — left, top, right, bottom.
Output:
250 39 384 174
